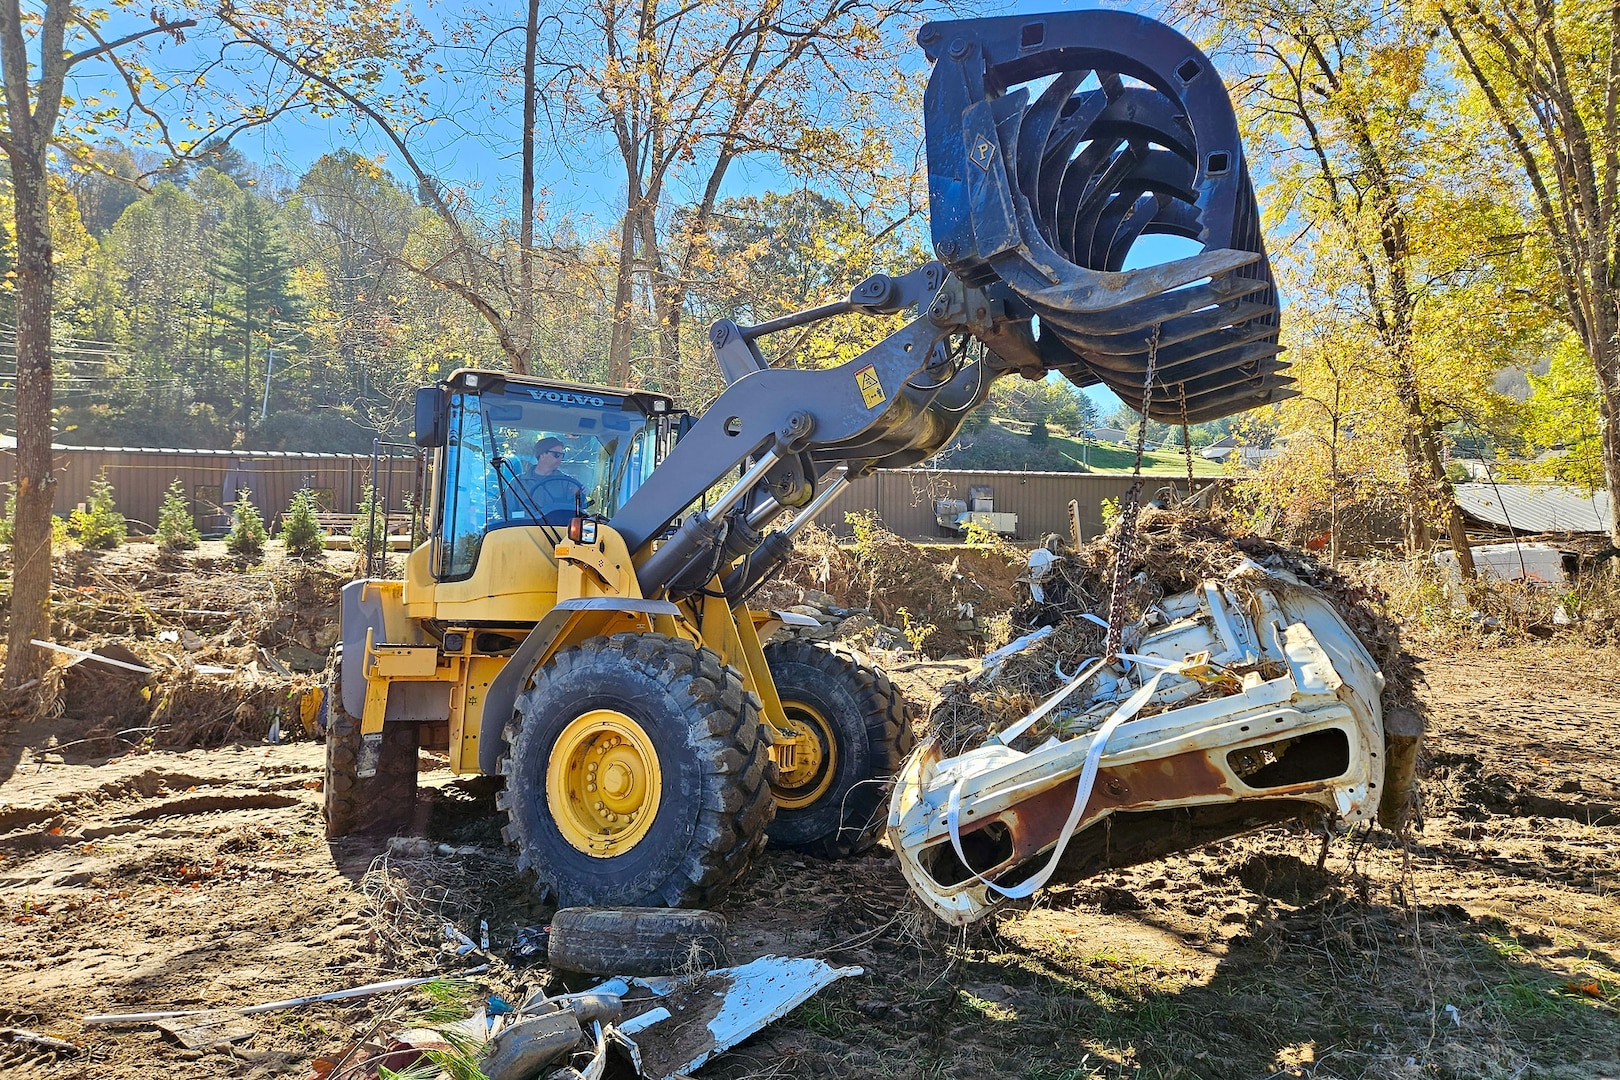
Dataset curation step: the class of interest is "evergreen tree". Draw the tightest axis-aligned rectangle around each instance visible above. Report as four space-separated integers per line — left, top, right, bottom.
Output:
69 475 127 549
225 488 268 559
156 479 201 552
280 488 328 560
348 484 387 556
213 193 302 442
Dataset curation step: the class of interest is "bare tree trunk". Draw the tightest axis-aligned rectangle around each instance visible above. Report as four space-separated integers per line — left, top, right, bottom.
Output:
516 0 540 377
607 205 639 386
1597 323 1620 546
4 160 55 689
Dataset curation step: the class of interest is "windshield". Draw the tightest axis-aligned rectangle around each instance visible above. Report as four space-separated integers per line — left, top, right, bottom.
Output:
437 384 661 580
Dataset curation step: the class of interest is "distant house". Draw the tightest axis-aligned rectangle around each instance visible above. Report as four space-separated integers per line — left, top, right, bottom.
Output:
1201 434 1284 468
1079 426 1131 445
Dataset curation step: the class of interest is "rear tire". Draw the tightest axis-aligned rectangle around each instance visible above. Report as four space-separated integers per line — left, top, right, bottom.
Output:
762 639 914 857
497 633 774 908
322 648 420 839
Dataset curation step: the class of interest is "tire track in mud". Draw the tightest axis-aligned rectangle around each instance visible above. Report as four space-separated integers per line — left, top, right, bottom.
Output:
0 750 325 895
0 743 384 1080
1416 646 1620 833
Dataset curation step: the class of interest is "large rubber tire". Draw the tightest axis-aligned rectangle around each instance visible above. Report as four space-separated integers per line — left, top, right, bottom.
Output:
496 633 775 908
762 639 915 858
322 648 420 839
547 906 727 976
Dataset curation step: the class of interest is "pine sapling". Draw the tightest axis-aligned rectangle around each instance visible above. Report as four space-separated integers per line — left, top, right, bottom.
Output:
156 479 201 553
280 488 328 560
225 489 268 559
69 475 127 549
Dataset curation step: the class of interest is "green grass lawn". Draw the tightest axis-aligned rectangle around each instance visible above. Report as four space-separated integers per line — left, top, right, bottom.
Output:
1034 427 1229 476
942 419 1234 475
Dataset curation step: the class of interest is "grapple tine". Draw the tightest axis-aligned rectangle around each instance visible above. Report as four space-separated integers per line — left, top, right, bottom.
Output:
1054 323 1282 376
1032 268 1270 333
921 11 1283 421
1043 300 1276 354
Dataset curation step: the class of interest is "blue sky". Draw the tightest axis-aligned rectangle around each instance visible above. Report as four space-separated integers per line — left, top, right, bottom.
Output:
91 0 1172 415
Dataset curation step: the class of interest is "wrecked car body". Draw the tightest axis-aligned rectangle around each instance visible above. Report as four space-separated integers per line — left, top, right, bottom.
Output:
889 563 1397 925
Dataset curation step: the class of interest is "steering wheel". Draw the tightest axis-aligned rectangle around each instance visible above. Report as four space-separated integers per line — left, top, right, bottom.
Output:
521 473 585 525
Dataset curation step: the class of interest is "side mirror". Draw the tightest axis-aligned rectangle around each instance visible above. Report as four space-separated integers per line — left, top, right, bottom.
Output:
414 386 448 448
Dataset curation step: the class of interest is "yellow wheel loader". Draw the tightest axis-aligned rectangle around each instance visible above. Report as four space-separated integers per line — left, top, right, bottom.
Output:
324 362 925 907
320 10 1353 912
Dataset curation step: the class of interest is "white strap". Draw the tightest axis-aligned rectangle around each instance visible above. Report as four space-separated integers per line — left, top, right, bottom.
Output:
946 671 1166 900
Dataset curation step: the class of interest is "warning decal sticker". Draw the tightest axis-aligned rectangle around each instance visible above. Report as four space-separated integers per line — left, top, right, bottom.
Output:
856 364 885 409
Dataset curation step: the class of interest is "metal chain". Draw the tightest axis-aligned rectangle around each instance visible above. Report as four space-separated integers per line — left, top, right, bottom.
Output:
1179 381 1194 497
1103 324 1160 661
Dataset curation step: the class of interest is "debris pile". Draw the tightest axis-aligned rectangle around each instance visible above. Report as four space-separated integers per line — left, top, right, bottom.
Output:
928 505 1413 754
79 900 856 1080
359 837 527 967
756 521 1023 655
8 545 346 755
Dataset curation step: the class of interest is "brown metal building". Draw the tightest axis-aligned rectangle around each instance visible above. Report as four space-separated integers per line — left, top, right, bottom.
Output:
0 442 422 534
1 441 1218 543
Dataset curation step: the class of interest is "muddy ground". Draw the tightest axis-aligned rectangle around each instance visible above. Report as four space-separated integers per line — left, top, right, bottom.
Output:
0 542 1617 1079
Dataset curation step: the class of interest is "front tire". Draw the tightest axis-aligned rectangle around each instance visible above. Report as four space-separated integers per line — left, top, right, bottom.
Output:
322 648 419 839
763 639 914 857
497 633 775 908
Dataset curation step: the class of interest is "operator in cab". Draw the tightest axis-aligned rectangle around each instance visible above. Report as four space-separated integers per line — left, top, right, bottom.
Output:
522 436 585 524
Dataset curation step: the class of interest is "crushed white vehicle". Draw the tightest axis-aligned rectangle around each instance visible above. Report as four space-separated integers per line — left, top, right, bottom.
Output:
889 562 1414 925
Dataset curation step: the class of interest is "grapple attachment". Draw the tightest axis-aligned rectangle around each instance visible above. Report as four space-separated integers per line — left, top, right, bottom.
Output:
920 12 1290 422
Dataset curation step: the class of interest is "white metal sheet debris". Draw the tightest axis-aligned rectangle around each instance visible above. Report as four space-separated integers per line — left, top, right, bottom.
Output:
586 955 862 1080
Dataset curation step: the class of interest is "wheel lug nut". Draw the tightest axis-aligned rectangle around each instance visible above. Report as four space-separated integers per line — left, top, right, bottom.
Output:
587 783 596 792
594 800 604 810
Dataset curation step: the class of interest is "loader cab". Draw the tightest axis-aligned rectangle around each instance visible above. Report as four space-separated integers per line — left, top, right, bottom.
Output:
418 370 677 583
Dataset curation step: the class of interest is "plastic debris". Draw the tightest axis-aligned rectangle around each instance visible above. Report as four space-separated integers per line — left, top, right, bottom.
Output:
0 1028 78 1054
508 926 548 964
585 955 863 1080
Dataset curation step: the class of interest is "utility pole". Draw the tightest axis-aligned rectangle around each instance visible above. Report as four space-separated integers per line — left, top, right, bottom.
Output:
260 349 274 422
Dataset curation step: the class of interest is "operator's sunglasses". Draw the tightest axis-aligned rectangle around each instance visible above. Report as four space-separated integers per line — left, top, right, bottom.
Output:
541 449 564 457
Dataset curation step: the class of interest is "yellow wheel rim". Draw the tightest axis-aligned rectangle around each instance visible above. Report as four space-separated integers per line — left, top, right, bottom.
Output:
771 701 837 811
547 710 662 858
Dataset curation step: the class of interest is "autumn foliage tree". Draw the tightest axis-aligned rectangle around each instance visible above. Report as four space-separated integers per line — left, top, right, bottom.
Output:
1439 0 1620 544
1182 0 1547 569
0 2 194 689
536 0 931 389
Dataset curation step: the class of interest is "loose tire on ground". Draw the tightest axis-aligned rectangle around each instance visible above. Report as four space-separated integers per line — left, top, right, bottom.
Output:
762 639 914 858
496 633 774 908
547 906 727 976
322 647 420 839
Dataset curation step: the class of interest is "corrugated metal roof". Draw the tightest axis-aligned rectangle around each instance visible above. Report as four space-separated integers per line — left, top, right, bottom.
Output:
1453 483 1611 534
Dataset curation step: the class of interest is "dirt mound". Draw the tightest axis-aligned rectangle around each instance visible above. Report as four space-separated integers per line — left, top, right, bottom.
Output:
3 544 343 758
